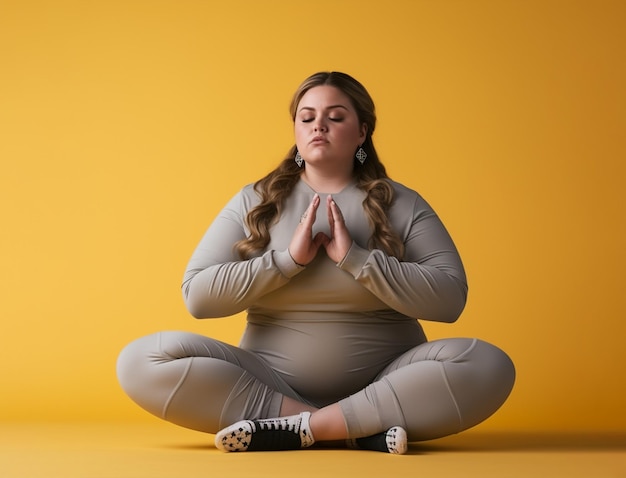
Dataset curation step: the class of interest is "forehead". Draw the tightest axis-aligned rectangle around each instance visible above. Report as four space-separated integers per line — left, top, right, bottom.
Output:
297 85 353 111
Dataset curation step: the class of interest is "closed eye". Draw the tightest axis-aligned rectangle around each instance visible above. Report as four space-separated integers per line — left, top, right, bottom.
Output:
300 116 343 123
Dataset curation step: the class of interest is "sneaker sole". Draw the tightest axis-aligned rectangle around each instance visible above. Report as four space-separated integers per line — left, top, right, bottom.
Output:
215 420 255 452
387 426 408 455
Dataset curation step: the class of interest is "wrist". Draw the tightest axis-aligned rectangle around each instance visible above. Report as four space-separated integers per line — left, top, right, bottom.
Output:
288 249 306 268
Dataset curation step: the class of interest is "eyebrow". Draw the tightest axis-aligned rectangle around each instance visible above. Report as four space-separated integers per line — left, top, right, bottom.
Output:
298 104 349 113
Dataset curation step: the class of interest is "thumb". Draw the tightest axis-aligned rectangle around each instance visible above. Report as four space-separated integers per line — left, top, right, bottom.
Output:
313 232 330 248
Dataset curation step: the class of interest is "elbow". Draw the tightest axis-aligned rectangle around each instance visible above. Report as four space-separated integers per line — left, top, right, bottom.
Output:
184 297 210 319
183 290 241 319
185 301 228 319
181 283 215 319
427 280 468 323
428 297 465 323
187 305 209 320
182 280 219 319
182 283 200 318
184 293 232 319
442 283 468 323
441 300 465 323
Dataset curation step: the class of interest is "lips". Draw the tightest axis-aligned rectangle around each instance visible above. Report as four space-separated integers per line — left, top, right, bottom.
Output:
310 135 328 144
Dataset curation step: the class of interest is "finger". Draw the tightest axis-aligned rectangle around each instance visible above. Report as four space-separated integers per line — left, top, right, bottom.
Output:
299 194 320 227
313 231 329 248
328 195 344 224
326 195 335 235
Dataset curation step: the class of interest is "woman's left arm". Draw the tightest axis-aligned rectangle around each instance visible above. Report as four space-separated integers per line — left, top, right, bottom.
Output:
337 192 468 323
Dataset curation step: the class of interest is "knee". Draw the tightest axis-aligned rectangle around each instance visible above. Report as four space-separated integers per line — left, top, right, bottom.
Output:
451 339 516 429
433 337 515 392
116 333 159 401
116 330 226 418
116 331 186 417
116 330 206 378
474 339 516 395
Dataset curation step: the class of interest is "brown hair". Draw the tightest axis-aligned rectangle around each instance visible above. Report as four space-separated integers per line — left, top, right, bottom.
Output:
235 72 404 259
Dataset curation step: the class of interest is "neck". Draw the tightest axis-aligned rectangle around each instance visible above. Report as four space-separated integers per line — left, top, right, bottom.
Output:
301 167 354 194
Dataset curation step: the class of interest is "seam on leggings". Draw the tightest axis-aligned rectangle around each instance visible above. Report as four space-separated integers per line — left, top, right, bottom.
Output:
381 376 408 430
437 337 477 431
161 355 194 420
437 361 464 431
218 371 259 428
436 337 478 362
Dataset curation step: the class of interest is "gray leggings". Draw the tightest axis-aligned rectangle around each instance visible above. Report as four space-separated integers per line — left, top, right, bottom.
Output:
117 331 515 441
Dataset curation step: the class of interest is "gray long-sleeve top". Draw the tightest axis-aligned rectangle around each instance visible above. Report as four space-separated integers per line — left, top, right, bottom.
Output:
183 178 467 323
181 178 468 402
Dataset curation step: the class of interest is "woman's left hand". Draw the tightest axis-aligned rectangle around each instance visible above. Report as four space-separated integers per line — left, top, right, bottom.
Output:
317 195 353 263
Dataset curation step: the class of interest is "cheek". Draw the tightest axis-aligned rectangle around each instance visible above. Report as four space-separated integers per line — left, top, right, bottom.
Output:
340 127 362 146
294 125 307 146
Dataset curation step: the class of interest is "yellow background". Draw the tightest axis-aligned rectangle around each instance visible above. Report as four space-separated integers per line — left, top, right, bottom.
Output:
1 0 624 433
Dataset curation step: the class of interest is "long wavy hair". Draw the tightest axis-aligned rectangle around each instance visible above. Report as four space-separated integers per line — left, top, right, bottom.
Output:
235 71 405 259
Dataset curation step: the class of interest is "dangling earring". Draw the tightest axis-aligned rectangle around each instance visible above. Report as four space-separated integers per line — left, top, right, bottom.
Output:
295 150 303 167
355 145 367 165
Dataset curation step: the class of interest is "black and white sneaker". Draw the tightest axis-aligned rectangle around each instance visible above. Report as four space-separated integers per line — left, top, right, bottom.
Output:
215 411 315 452
347 426 408 454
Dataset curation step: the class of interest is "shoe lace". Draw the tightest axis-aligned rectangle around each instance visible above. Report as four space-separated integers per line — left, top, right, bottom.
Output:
256 416 299 432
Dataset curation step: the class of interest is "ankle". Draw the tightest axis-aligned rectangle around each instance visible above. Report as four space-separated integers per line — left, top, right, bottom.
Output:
347 427 408 455
215 412 315 452
309 405 348 441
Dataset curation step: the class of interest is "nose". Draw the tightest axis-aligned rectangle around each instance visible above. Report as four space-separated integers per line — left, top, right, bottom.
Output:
314 118 327 132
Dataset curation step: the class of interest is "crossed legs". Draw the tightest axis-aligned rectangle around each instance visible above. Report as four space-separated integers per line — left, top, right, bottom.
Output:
117 331 514 447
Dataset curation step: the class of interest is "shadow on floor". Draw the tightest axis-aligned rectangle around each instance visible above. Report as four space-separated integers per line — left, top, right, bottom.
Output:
165 432 626 454
416 431 626 453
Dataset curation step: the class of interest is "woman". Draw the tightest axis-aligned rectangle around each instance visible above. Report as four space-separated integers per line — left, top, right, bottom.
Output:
117 72 515 454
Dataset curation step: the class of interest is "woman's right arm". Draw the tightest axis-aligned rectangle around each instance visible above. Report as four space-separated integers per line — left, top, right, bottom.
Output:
181 189 303 319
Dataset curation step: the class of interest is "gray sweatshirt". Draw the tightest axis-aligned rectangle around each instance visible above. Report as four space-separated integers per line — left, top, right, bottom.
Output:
182 178 468 404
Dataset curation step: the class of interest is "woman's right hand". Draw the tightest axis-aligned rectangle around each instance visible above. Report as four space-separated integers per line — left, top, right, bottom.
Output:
288 194 324 266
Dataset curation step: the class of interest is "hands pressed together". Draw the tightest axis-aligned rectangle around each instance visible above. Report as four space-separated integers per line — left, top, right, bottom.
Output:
288 194 352 266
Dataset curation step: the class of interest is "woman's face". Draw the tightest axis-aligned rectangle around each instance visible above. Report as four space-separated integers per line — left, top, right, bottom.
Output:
294 85 367 170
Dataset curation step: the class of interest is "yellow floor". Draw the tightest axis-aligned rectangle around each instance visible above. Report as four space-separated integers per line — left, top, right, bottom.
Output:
1 422 624 478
